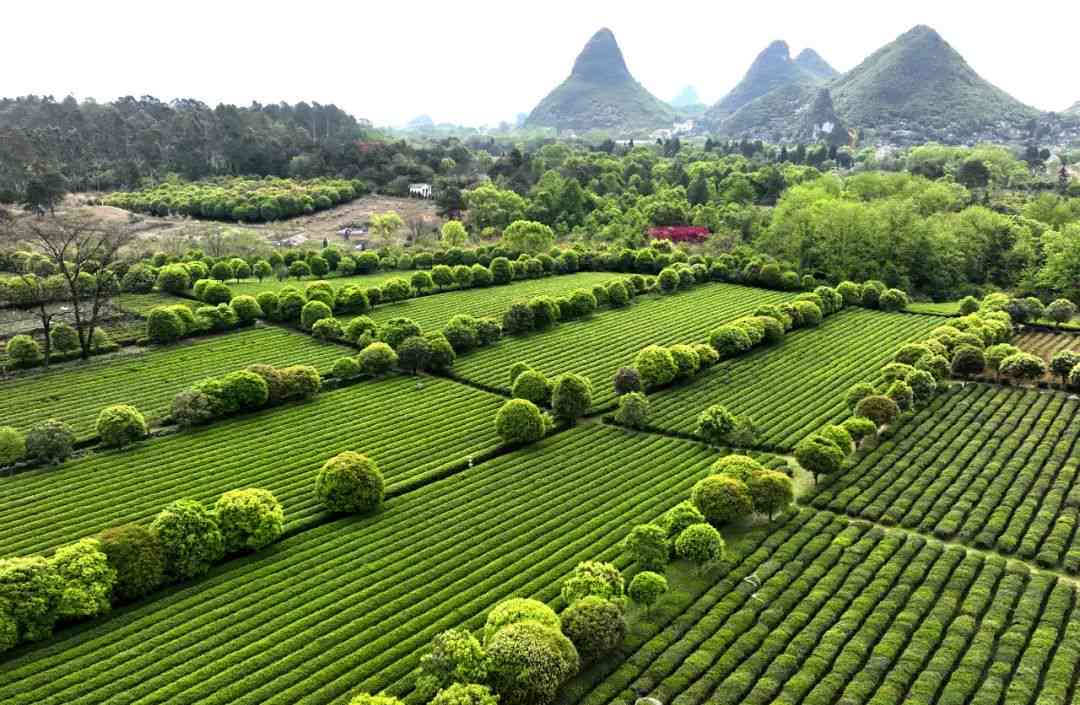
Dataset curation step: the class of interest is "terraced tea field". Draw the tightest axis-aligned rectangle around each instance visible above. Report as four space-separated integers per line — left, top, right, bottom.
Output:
114 292 198 316
570 508 1080 705
361 271 618 330
227 271 414 297
646 309 943 449
0 326 351 437
809 384 1080 571
0 426 737 705
453 283 798 406
0 376 504 557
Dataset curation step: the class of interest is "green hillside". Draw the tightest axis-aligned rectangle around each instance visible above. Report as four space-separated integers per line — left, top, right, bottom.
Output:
794 47 840 81
831 25 1040 143
525 28 675 132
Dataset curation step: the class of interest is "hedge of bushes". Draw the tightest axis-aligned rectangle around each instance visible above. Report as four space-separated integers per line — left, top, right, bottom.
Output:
102 177 369 222
3 327 118 370
0 487 283 655
171 364 321 428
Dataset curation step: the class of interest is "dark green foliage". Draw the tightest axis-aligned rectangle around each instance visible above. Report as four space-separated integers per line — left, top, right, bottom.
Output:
315 451 385 514
97 524 166 603
627 571 667 609
495 399 549 445
550 373 592 423
622 523 668 571
358 343 397 375
613 366 643 396
674 523 725 564
380 318 422 349
25 419 76 464
512 370 552 406
396 336 434 374
692 474 753 525
614 391 650 429
146 307 185 344
560 596 627 662
746 469 794 518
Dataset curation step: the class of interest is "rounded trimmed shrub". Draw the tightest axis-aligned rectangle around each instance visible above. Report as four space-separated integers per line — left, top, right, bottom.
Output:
495 399 548 445
486 621 579 705
431 684 499 705
170 388 218 427
613 366 643 396
633 345 678 389
214 488 284 554
443 315 479 354
315 451 385 514
628 571 667 609
475 317 502 346
999 352 1048 385
217 370 270 412
229 295 262 323
512 370 551 406
854 394 900 427
550 373 592 423
675 523 725 564
950 344 986 377
695 404 737 446
344 315 378 344
669 344 700 379
25 419 76 464
425 333 456 372
747 469 795 519
95 404 148 448
6 334 43 367
49 323 80 353
396 335 434 374
201 280 233 305
709 454 766 483
879 288 909 311
709 325 752 358
97 523 166 603
795 434 847 481
614 391 650 429
0 426 26 467
332 356 362 379
560 596 627 662
279 365 322 400
300 300 333 330
793 300 823 326
483 597 561 644
379 317 422 349
692 475 752 525
156 264 190 294
560 561 624 605
359 342 398 375
150 499 225 581
623 523 669 571
416 629 490 701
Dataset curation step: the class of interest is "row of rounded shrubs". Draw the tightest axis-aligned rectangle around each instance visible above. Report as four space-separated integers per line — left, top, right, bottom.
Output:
0 487 285 655
495 369 597 446
144 298 262 344
0 402 149 471
171 364 321 428
4 325 117 370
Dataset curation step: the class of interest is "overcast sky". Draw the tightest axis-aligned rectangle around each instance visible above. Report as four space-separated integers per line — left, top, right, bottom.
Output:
5 0 1077 127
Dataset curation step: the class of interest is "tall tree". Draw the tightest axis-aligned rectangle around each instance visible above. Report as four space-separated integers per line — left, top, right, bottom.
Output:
17 210 134 359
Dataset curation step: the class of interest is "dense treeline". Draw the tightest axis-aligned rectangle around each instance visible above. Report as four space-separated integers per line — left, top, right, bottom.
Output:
0 95 486 203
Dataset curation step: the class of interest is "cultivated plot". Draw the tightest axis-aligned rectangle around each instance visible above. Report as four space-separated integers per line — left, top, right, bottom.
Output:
572 508 1080 705
646 309 942 449
454 283 798 406
0 375 504 557
0 426 735 705
809 384 1080 572
0 326 350 437
360 272 619 331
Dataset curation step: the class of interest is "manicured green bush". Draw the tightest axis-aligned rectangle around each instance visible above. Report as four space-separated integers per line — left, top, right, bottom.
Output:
201 280 233 305
331 356 362 379
950 344 986 377
6 334 43 367
495 399 549 445
348 694 404 705
122 264 157 293
214 488 284 554
277 290 306 322
0 426 26 467
502 302 534 335
512 370 552 406
358 342 397 375
669 344 700 379
381 278 413 303
95 404 148 448
49 538 115 620
97 523 165 603
443 314 479 354
416 629 489 701
314 451 385 514
622 523 668 571
841 416 877 442
156 264 190 294
279 365 321 400
300 300 332 330
431 683 499 705
879 288 909 311
695 404 737 446
483 597 561 644
999 352 1047 385
229 295 262 323
817 424 854 453
25 419 76 464
614 391 650 429
709 454 766 482
612 367 642 396
425 333 457 372
550 373 592 423
475 317 502 346
49 322 80 353
560 595 626 662
344 315 378 344
486 621 579 705
675 523 725 565
747 469 794 519
793 300 823 326
255 291 279 320
560 561 624 605
527 296 560 330
0 555 64 651
1049 350 1080 385
795 434 847 482
150 499 225 582
709 325 752 358
396 335 434 374
692 475 752 525
379 318 422 349
170 388 217 427
854 394 900 427
310 317 344 341
633 345 678 389
627 571 667 609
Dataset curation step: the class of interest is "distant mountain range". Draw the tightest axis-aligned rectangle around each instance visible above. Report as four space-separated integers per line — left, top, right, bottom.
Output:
524 25 1080 145
525 28 675 132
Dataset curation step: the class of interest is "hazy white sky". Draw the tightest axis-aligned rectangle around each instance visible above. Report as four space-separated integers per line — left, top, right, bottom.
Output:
4 0 1077 127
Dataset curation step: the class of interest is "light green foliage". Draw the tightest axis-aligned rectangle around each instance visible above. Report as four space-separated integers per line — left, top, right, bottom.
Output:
561 561 624 605
95 404 149 448
483 597 560 645
633 344 678 389
495 399 549 445
695 404 738 446
675 523 725 564
49 538 115 620
560 595 627 662
614 391 650 429
550 373 592 423
627 571 667 609
0 427 26 467
315 451 385 514
622 523 669 571
486 621 579 705
416 629 489 701
431 684 499 705
746 469 795 519
150 499 225 581
214 488 284 553
691 475 753 525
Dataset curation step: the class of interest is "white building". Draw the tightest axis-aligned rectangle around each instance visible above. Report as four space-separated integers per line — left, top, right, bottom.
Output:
409 183 433 199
